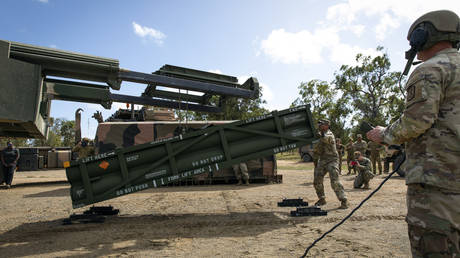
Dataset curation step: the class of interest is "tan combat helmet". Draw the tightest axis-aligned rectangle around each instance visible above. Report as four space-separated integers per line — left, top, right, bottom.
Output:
407 10 460 51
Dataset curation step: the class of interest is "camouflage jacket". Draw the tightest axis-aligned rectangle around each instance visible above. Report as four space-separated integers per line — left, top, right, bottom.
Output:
345 142 354 157
356 157 372 173
352 141 368 155
72 145 95 159
383 48 460 192
367 141 383 155
315 130 339 164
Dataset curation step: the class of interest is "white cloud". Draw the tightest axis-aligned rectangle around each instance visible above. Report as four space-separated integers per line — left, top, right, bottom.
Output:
132 22 166 45
326 0 460 40
37 0 48 3
329 44 382 66
375 13 400 41
350 25 365 37
260 28 339 64
259 0 460 65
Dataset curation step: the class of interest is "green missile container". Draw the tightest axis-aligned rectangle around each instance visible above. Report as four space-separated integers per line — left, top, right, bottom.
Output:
66 105 317 208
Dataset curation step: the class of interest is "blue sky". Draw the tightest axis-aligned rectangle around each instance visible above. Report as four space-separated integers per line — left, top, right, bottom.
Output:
2 0 459 138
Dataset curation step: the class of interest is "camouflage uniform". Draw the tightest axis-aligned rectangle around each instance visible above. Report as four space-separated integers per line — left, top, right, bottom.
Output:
232 162 249 185
352 139 368 157
352 157 374 189
72 139 95 159
383 48 460 256
367 141 383 174
335 140 345 174
345 141 354 174
313 129 347 204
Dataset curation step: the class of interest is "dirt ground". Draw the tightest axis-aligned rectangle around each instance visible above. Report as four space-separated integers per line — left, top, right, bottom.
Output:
0 160 410 257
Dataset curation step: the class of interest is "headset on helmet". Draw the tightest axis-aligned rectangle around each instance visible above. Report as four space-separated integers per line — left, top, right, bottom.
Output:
402 10 460 76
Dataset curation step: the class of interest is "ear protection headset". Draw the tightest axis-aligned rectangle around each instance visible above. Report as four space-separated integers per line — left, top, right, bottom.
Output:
402 23 430 76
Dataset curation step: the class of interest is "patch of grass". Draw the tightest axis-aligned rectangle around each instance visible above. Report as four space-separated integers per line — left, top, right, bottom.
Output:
276 152 300 161
278 162 350 172
278 165 312 170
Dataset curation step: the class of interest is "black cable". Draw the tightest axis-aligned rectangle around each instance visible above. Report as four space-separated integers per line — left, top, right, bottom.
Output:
301 155 406 257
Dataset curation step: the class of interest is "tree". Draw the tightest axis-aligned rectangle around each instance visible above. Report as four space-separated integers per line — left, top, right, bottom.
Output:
31 118 76 147
0 138 30 148
292 79 336 122
333 46 403 136
60 120 76 146
292 79 351 142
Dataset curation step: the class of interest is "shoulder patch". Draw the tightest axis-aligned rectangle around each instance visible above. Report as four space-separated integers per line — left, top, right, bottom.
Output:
406 84 416 101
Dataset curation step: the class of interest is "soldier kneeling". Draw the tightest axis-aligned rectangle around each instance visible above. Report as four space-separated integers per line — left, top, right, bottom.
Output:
350 151 374 189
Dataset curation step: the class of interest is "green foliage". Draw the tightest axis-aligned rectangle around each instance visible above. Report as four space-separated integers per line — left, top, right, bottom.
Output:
60 120 76 146
334 46 403 132
293 46 404 142
32 117 76 147
0 138 31 148
292 80 351 142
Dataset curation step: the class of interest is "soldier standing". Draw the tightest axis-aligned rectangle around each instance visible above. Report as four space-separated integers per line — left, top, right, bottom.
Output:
335 138 345 175
367 10 460 257
313 119 348 209
72 138 95 160
345 137 354 175
0 141 19 189
352 134 368 157
350 151 374 189
232 162 249 186
367 140 383 174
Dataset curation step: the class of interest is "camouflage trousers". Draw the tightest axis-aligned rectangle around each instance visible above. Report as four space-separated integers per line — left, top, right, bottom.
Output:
406 184 460 257
370 153 382 174
337 154 343 174
232 163 249 181
353 170 374 188
313 160 346 202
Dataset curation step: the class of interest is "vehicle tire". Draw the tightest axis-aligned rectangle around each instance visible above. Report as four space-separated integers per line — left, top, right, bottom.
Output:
302 154 312 162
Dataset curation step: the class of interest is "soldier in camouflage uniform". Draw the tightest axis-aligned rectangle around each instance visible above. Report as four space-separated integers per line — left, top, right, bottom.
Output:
335 138 345 175
345 137 355 175
352 134 368 157
367 10 460 257
313 119 348 209
232 162 249 186
351 151 374 189
72 138 95 159
367 140 384 174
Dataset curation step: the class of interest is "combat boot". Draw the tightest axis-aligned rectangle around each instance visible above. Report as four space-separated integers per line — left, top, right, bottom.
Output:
363 182 370 189
339 199 349 209
314 198 326 206
236 179 242 185
244 179 250 186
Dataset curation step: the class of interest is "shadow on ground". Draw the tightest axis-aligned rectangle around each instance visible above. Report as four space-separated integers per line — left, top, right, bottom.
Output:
0 211 312 257
24 187 70 198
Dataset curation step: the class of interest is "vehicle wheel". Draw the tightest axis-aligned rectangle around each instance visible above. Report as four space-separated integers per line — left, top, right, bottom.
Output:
302 154 312 162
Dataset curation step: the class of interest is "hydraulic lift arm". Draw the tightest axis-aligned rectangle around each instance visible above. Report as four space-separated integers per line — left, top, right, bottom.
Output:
0 40 259 138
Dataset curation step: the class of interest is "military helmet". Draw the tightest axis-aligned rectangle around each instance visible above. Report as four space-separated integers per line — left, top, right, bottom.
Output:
407 10 460 51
